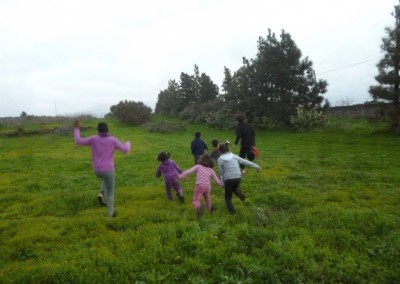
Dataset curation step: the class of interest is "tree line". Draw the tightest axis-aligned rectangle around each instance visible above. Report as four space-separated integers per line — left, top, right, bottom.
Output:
109 2 400 130
154 29 329 129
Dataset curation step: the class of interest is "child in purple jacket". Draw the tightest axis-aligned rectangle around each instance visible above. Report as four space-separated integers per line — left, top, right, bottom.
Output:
156 151 184 202
73 119 131 218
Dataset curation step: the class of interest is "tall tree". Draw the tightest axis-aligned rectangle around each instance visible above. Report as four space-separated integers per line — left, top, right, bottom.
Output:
198 73 219 102
222 66 233 96
250 30 326 123
369 1 400 128
155 80 180 115
177 72 197 111
221 29 327 124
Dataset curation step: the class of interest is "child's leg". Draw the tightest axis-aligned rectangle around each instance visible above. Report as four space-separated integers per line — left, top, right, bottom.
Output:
171 180 183 196
96 171 115 217
171 180 184 202
200 184 212 212
100 180 106 197
192 185 203 210
224 179 240 214
233 179 245 201
165 181 173 200
97 179 107 206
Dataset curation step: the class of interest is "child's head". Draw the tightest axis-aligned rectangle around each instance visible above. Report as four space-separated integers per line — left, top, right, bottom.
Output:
157 151 171 162
195 132 201 139
198 154 214 168
218 143 230 154
97 122 109 133
211 139 219 148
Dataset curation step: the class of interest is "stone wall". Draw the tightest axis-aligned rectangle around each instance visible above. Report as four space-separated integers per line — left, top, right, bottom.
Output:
325 104 387 119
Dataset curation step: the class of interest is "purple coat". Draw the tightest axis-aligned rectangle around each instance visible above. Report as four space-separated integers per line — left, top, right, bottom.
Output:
156 159 183 182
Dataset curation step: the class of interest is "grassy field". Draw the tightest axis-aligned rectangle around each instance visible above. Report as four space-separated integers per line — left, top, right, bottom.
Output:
0 117 399 283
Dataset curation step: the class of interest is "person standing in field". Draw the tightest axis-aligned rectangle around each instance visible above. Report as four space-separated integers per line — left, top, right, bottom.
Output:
234 114 256 173
217 143 260 215
73 119 131 218
156 151 184 202
191 131 208 165
178 154 223 217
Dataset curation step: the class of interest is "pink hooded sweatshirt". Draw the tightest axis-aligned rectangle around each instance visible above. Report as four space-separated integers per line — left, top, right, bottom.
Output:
74 128 131 172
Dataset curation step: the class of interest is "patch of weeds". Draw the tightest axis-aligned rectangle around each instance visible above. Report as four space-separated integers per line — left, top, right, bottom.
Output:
142 120 187 133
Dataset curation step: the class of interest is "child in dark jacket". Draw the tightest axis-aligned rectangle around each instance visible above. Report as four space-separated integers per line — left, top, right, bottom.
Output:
191 132 208 165
156 151 184 202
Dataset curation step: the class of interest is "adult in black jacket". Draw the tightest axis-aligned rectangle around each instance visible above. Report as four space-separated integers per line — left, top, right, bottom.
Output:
234 114 255 169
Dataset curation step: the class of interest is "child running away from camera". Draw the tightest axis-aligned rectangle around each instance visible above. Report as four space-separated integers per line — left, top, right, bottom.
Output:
217 143 260 215
178 154 223 218
191 131 208 165
156 151 185 202
73 119 131 219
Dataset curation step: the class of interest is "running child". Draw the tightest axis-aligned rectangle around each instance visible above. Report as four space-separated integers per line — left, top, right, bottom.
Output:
156 151 184 202
73 119 131 219
217 143 260 214
178 154 223 217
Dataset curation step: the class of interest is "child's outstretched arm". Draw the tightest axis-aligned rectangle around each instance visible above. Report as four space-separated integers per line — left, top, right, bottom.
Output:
211 170 223 187
235 155 261 171
178 165 198 179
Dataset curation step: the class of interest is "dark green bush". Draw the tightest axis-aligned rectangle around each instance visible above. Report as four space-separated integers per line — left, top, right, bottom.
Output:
109 100 152 125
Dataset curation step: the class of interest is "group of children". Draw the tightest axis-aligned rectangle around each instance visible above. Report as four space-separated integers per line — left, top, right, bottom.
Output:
73 119 260 219
156 132 261 217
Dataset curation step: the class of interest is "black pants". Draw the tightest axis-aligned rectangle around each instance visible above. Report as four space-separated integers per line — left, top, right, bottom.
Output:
239 146 255 169
224 178 242 214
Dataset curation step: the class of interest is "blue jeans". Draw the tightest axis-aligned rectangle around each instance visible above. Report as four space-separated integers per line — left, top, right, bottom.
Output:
95 171 115 216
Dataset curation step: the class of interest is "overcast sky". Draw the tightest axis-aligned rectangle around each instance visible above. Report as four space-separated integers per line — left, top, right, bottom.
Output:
0 0 398 117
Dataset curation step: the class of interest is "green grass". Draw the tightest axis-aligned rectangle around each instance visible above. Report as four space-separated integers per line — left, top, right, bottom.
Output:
0 117 399 283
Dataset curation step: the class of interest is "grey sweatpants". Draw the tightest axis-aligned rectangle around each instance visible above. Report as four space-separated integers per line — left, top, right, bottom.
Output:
95 171 115 217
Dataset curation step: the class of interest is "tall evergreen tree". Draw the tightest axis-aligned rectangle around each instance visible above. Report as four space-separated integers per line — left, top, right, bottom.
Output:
198 73 219 102
155 80 180 115
222 66 233 96
221 29 327 124
178 72 197 111
369 1 400 128
251 30 326 123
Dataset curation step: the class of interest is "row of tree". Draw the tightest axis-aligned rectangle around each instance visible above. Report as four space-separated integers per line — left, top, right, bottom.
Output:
155 29 328 128
110 1 400 129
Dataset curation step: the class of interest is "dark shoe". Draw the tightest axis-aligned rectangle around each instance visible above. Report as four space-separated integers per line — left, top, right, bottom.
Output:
97 195 107 207
210 205 216 213
177 193 185 203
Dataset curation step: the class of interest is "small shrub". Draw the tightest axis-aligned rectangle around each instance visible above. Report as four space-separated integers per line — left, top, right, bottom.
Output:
290 108 327 131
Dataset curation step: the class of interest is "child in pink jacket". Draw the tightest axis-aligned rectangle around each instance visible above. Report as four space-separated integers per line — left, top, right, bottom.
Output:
178 154 223 217
73 119 131 218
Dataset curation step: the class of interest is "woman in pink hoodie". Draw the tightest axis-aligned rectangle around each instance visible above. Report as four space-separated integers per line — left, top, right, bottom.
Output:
178 154 223 217
73 119 131 218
